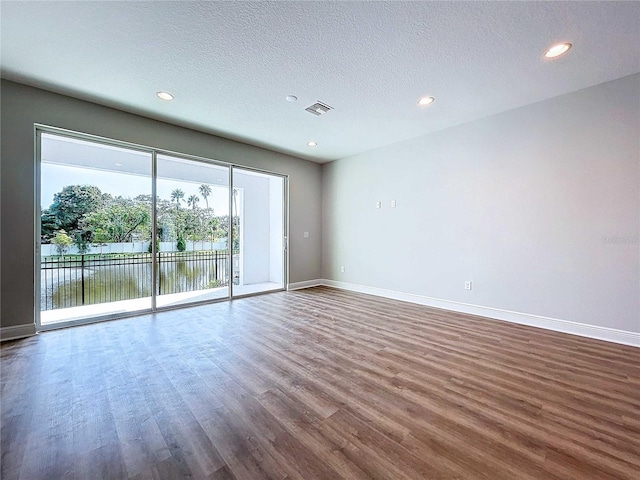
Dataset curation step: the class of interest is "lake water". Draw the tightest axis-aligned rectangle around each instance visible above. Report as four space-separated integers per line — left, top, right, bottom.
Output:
40 253 230 311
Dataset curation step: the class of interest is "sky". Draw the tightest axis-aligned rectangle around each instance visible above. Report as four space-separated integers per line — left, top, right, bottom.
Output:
41 163 230 214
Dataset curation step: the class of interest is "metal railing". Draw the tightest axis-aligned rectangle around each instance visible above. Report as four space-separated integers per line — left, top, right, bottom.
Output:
40 250 231 311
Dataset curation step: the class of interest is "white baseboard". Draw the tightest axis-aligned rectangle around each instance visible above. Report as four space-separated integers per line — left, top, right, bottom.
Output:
320 279 640 348
287 279 323 291
0 323 37 342
4 282 636 347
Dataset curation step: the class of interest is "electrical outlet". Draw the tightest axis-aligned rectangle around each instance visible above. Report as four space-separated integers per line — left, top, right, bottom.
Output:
376 201 381 209
464 281 472 290
340 266 345 273
303 231 309 238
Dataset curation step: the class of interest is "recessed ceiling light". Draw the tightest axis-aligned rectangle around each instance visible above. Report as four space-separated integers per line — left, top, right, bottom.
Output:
114 163 123 167
418 96 435 106
157 91 174 101
285 95 298 102
544 43 572 58
307 141 318 147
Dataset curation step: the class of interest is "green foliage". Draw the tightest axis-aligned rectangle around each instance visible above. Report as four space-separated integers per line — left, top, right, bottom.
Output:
40 210 58 241
205 279 222 289
187 194 200 210
176 233 186 252
199 184 212 209
51 230 74 255
170 189 185 209
85 197 151 243
42 184 230 252
49 185 106 233
74 230 93 254
147 237 160 253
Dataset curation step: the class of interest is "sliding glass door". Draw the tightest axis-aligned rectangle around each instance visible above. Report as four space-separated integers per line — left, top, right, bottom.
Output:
39 133 153 325
38 128 287 328
231 167 286 296
155 154 230 308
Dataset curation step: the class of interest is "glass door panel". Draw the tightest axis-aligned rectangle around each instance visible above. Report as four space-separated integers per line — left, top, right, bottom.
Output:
156 154 230 308
38 130 287 328
39 133 153 325
231 168 285 296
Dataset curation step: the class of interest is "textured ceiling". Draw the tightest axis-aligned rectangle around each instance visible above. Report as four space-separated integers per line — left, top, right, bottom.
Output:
2 1 639 163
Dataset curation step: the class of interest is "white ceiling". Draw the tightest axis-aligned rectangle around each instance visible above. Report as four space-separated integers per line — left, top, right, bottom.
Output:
2 1 639 163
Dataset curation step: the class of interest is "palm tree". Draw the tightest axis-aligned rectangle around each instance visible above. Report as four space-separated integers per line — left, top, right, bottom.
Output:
170 189 184 210
199 184 211 209
187 194 200 210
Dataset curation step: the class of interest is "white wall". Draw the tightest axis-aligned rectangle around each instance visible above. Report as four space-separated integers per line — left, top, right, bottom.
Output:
1 80 322 330
40 241 228 256
229 171 285 286
323 74 640 334
234 172 270 285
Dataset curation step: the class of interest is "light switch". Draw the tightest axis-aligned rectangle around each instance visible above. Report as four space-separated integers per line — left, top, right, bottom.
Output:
391 200 396 208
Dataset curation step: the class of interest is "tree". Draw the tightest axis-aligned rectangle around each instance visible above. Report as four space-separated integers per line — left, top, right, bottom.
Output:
73 224 94 254
187 194 200 210
208 216 220 243
199 184 211 209
85 198 151 243
176 233 187 252
40 209 58 242
45 185 107 238
214 215 238 248
51 230 74 256
147 237 160 253
170 189 185 210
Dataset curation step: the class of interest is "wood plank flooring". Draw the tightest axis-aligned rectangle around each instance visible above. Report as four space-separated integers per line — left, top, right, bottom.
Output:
1 286 639 479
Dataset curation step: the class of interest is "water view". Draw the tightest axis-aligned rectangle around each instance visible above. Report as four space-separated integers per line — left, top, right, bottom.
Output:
40 251 231 311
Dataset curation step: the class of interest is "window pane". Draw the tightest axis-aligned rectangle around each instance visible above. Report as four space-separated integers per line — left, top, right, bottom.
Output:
156 154 230 307
40 133 152 324
232 168 285 296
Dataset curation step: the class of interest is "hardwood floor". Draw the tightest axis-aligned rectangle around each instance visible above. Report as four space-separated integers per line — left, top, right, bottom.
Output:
1 286 639 479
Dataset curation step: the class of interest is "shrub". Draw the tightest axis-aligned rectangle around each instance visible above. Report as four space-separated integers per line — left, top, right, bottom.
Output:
176 234 186 252
205 280 222 289
147 238 160 253
51 230 74 256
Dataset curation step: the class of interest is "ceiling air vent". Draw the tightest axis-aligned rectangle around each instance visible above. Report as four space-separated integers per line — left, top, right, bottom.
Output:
305 101 334 116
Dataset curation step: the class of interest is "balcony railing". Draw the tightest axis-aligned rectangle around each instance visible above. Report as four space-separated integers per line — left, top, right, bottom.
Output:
40 250 231 311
